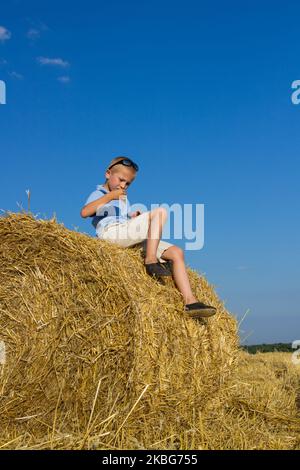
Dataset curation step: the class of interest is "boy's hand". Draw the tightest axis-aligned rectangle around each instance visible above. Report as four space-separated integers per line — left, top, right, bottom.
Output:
129 210 142 218
109 188 127 200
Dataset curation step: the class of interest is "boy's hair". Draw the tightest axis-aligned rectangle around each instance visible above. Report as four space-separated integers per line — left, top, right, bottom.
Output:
106 156 129 172
104 156 137 182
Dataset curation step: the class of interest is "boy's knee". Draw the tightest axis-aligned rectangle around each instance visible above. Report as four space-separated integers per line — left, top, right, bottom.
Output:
151 207 168 218
175 246 184 259
168 246 184 261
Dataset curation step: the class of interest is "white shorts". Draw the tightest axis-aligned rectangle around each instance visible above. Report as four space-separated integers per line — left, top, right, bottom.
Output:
98 211 173 263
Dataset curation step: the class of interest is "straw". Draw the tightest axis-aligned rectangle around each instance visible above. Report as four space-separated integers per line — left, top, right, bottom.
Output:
0 211 298 450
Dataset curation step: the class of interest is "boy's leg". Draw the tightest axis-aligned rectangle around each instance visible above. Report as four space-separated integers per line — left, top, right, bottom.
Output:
144 207 168 264
100 212 150 247
160 245 197 304
101 207 168 264
161 244 216 318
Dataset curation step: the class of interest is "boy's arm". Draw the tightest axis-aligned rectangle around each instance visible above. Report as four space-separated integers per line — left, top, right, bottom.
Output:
80 193 113 218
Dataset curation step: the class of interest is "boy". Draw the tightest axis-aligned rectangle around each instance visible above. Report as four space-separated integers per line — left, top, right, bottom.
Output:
80 156 216 319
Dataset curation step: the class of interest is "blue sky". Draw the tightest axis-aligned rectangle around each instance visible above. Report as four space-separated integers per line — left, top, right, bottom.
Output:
0 0 299 344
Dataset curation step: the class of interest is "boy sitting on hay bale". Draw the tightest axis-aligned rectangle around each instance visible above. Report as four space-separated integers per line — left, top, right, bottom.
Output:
80 156 216 319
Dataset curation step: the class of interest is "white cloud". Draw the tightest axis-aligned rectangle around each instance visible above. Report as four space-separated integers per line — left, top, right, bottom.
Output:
28 20 49 32
27 28 40 40
236 266 249 271
57 76 70 83
37 56 70 67
0 26 11 43
9 71 23 80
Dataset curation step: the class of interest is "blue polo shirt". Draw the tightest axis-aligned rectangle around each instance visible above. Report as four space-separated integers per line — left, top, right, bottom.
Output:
84 184 131 237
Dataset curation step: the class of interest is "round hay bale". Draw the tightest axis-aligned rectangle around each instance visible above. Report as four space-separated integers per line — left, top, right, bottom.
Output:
0 212 238 449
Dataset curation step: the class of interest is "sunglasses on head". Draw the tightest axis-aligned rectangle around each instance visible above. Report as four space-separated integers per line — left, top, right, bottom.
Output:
108 158 139 172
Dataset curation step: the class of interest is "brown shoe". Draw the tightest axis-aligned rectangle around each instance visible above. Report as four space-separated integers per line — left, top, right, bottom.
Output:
184 302 217 319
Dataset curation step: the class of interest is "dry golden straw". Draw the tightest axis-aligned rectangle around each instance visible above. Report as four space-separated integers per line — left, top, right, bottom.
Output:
0 211 299 449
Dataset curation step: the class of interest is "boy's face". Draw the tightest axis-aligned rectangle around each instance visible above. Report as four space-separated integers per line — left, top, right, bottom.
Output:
105 165 136 191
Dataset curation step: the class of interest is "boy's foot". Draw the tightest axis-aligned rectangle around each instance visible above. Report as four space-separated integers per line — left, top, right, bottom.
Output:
184 302 217 319
145 261 172 277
